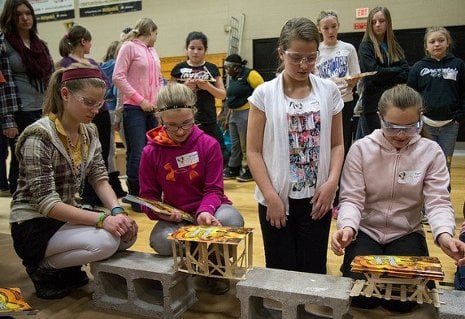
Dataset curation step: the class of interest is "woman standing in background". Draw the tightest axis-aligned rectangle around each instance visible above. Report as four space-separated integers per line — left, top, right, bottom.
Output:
170 31 229 166
113 18 163 211
357 6 409 138
0 0 54 194
58 25 112 208
222 53 264 182
315 10 360 156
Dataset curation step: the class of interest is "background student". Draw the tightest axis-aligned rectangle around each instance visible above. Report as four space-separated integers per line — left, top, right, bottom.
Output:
170 31 229 166
357 6 409 138
222 53 264 182
407 26 465 170
58 25 112 208
0 0 54 194
113 17 164 211
315 10 360 156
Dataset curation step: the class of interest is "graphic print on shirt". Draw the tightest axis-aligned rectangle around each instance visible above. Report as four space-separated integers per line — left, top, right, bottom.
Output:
287 100 321 198
317 51 350 78
419 67 458 81
163 161 199 182
179 66 216 82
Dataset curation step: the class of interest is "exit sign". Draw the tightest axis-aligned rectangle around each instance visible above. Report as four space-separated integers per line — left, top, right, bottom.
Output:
353 22 367 30
356 7 369 19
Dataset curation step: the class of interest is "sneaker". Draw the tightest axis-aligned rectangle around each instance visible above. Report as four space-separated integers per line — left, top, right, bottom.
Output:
236 169 253 182
223 166 240 179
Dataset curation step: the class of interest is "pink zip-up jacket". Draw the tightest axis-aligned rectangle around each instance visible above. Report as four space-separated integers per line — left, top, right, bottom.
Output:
337 129 455 244
113 39 163 107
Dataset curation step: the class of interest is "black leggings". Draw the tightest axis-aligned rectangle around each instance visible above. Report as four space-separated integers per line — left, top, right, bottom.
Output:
258 197 331 274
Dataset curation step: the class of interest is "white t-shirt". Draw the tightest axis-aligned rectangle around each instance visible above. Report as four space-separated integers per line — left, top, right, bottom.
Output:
315 40 360 102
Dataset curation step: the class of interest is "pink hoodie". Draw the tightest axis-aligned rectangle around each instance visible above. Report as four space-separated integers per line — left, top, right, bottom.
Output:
139 126 231 220
337 129 456 244
113 39 163 106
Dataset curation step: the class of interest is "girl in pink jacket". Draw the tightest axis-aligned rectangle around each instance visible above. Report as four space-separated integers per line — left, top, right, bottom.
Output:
331 84 465 312
113 18 164 209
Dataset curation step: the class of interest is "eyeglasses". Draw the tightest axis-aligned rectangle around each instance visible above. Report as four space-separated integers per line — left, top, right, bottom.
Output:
283 50 319 65
163 120 195 132
380 117 422 137
224 62 240 69
69 91 104 110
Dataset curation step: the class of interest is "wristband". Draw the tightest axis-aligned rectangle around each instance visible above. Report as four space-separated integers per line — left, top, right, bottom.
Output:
111 206 127 216
96 212 109 228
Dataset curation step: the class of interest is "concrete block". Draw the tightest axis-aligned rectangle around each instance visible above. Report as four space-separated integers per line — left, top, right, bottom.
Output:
438 289 465 319
91 250 197 318
236 267 353 319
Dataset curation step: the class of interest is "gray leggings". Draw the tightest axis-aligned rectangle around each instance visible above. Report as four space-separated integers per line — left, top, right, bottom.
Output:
149 204 244 256
41 223 136 269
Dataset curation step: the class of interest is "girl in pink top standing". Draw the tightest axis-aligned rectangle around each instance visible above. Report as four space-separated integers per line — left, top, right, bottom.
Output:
113 17 164 210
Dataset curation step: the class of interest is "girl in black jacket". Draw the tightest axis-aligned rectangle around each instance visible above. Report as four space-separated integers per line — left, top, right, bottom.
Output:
407 26 465 169
357 6 409 138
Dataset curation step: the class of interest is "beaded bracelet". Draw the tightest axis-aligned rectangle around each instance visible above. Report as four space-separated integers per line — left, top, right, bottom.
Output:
111 206 127 216
96 212 109 228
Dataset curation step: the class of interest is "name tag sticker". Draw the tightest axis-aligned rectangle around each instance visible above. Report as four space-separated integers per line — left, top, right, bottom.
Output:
397 170 421 184
176 151 199 168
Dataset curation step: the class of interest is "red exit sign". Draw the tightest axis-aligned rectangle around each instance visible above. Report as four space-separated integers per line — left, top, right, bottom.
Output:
353 22 367 30
356 7 369 19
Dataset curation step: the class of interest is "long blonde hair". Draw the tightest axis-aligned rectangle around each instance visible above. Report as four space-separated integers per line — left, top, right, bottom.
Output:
123 17 157 42
362 6 404 64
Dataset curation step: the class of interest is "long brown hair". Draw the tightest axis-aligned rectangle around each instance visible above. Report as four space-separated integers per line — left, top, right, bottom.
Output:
43 64 106 118
362 6 404 64
0 0 38 34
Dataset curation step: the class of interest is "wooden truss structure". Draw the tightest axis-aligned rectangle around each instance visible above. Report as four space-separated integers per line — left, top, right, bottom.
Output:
170 226 253 280
350 273 441 308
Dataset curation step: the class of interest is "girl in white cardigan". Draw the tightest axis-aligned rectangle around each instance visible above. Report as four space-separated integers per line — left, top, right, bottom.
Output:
247 17 344 274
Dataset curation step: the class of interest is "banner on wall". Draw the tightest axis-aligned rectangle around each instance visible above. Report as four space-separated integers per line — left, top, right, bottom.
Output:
30 0 75 22
79 0 141 17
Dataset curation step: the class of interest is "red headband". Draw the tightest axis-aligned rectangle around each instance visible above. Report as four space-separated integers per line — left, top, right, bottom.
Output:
61 68 103 83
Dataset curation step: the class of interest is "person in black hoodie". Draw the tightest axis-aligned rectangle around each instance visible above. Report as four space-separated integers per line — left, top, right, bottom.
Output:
407 26 465 169
357 6 409 138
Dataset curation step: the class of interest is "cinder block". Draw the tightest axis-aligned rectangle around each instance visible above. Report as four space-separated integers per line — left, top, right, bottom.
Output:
90 251 197 318
439 289 465 319
236 267 353 319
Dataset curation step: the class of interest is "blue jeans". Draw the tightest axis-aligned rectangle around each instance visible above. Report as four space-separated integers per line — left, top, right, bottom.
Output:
423 121 459 170
227 109 249 169
123 106 157 190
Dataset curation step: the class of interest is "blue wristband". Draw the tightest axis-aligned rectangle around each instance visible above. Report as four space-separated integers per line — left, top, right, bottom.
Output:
111 206 126 216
